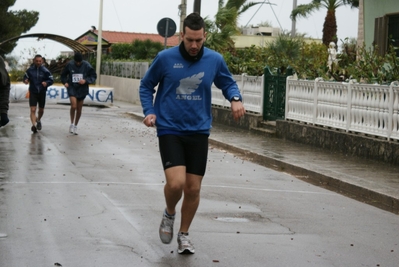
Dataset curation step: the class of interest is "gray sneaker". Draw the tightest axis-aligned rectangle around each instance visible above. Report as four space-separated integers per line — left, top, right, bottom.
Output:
177 233 195 254
159 213 174 244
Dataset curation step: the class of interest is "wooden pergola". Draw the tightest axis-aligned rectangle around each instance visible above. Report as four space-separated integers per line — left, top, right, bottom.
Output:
0 33 93 55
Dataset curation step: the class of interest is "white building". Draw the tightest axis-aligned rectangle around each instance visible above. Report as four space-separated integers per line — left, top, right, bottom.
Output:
241 26 281 37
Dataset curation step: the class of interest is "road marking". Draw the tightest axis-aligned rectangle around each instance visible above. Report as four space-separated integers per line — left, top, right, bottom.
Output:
3 181 334 195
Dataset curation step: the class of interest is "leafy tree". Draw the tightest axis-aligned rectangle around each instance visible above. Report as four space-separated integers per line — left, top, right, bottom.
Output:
292 41 329 79
290 0 358 46
110 39 163 60
0 0 39 56
111 39 164 60
131 39 163 60
346 44 399 84
265 33 305 73
205 9 239 52
337 37 357 70
215 0 260 30
223 45 268 75
109 43 133 60
205 0 262 52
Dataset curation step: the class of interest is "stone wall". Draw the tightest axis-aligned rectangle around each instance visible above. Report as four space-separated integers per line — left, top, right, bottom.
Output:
100 75 141 104
276 120 399 165
211 106 399 165
211 106 262 130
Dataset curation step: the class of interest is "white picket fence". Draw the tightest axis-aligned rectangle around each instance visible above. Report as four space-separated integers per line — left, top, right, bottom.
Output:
285 76 399 141
211 74 264 114
101 70 399 141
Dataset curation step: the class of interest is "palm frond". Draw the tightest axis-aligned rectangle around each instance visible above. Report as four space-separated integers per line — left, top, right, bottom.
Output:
218 0 225 10
342 0 359 8
238 2 264 16
225 0 247 9
290 2 321 20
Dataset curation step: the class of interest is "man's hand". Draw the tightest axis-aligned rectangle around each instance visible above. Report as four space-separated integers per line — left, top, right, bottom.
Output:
23 79 29 85
78 79 86 85
231 101 246 122
42 81 47 87
143 114 156 127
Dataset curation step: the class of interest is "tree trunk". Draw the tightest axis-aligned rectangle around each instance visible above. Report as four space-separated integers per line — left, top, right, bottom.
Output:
322 9 337 46
357 0 364 49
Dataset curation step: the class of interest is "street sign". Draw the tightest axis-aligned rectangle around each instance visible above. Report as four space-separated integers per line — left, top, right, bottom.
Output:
157 18 176 38
157 18 177 49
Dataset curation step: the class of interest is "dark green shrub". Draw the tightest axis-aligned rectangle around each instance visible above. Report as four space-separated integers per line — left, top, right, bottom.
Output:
346 44 399 84
110 39 163 60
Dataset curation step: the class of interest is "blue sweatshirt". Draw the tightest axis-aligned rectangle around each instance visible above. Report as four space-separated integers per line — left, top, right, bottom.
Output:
140 45 241 135
23 65 53 94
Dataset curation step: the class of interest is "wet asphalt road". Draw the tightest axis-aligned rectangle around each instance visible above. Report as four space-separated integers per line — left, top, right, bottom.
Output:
0 101 398 267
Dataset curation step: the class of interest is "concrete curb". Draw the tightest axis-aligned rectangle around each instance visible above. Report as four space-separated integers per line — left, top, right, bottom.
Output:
208 139 399 215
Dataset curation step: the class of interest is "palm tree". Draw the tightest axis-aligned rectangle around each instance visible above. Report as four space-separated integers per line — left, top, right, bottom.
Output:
290 0 359 46
205 0 262 52
219 0 263 28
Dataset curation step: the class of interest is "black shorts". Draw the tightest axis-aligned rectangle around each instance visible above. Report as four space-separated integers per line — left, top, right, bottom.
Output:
67 86 88 101
29 91 46 108
158 134 209 176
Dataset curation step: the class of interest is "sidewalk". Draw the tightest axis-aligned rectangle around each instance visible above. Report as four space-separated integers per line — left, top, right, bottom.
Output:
114 101 399 215
209 124 399 215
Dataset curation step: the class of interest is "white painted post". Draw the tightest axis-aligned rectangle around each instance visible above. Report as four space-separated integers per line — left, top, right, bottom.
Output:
346 81 352 132
388 82 394 140
313 78 320 124
96 0 103 85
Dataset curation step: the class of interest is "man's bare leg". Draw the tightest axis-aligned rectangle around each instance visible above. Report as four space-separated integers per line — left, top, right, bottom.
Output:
179 173 203 233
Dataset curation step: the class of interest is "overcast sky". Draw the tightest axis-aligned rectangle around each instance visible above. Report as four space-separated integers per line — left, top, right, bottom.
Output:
8 0 359 61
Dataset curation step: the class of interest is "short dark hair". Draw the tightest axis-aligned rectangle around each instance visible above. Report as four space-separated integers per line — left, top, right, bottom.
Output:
34 54 42 59
183 12 205 33
74 52 83 62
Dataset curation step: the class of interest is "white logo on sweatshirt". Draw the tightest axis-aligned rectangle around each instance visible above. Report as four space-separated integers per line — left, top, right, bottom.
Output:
175 72 204 101
173 63 184 69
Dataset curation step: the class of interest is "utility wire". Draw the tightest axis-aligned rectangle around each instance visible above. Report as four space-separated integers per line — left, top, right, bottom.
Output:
268 1 283 30
245 0 282 31
111 0 124 31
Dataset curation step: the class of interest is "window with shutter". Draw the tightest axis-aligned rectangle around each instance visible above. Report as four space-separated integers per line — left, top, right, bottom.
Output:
374 16 387 56
374 14 399 56
387 14 399 57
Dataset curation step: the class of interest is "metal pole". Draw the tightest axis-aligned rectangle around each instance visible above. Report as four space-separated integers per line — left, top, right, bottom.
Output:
291 0 297 37
96 0 103 85
164 19 169 49
193 0 201 14
179 0 187 42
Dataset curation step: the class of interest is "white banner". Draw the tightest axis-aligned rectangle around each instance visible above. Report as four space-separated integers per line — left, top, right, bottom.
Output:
10 83 114 106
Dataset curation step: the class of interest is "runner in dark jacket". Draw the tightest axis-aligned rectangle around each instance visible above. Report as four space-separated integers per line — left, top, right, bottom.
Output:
23 54 54 133
61 52 97 135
